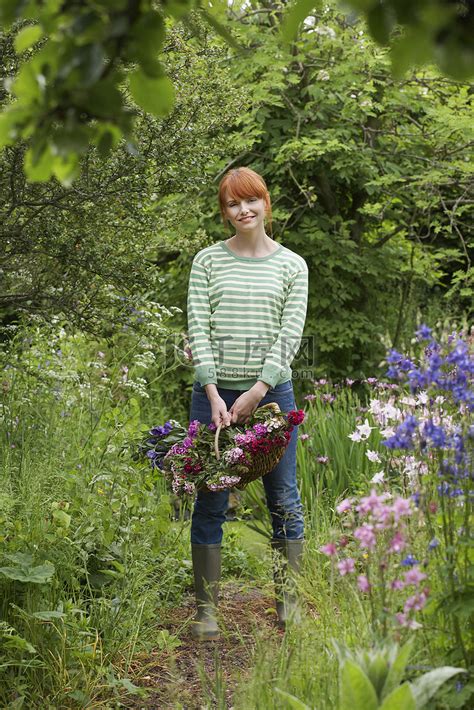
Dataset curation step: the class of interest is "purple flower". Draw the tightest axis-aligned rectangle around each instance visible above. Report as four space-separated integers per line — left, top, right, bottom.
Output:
253 423 268 435
415 324 432 341
401 554 419 567
188 419 201 438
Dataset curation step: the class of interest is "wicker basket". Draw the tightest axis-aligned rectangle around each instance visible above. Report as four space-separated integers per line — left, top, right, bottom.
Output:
213 402 288 490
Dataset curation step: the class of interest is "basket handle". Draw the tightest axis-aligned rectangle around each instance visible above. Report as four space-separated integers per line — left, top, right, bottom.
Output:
214 424 223 460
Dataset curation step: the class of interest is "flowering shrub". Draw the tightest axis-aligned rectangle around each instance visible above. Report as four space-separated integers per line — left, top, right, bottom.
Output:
139 407 305 496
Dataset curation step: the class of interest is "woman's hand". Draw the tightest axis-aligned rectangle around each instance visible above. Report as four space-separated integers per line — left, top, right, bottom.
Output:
209 395 232 429
229 384 267 425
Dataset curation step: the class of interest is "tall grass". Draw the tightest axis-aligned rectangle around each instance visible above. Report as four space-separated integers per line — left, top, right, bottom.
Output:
0 320 192 705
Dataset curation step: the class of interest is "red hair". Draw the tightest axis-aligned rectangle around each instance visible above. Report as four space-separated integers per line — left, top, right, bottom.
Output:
218 167 273 236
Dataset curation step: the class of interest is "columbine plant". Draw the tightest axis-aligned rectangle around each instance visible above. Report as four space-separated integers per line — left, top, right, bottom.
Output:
138 408 305 496
379 325 474 666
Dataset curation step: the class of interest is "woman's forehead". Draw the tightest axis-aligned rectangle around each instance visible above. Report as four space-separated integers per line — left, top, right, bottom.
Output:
224 189 263 202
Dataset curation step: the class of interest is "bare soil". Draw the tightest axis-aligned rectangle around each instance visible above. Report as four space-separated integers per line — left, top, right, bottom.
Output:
125 581 283 709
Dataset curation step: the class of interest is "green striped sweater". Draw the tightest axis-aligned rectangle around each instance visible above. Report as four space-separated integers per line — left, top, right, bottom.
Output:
187 240 308 390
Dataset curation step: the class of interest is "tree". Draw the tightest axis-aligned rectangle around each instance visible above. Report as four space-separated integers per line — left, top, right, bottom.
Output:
0 18 250 332
0 1 472 185
283 1 474 80
159 2 473 380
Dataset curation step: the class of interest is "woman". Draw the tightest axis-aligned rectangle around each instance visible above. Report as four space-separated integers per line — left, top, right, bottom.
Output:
187 166 308 640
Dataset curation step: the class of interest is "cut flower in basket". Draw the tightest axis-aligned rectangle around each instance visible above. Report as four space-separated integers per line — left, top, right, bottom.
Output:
139 404 305 496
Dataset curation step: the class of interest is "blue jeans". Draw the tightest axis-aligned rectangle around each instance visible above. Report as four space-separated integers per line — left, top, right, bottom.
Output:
189 380 304 545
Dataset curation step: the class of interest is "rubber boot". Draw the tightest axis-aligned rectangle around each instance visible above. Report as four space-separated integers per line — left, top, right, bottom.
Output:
191 543 221 641
271 538 304 628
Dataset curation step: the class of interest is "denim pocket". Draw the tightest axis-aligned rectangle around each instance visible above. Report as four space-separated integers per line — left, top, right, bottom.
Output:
269 380 293 395
192 381 205 393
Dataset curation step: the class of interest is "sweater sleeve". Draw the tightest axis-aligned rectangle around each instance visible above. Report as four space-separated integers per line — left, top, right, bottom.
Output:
187 256 218 386
260 264 308 389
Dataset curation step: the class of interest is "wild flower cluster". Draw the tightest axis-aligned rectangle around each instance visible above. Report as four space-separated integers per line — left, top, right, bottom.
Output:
321 490 429 633
140 407 305 496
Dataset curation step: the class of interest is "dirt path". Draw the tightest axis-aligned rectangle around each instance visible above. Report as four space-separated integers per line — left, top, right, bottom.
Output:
126 581 283 709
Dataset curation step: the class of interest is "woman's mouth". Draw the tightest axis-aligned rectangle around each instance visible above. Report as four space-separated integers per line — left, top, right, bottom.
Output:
240 216 254 222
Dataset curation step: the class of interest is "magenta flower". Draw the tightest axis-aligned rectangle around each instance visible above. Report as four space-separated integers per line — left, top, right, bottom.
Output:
357 574 370 592
354 524 376 550
253 423 268 435
336 498 353 514
337 558 355 576
320 543 337 557
403 567 427 587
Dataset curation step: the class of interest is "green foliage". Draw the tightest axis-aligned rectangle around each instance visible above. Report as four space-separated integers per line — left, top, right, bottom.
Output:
336 642 465 710
0 21 245 333
0 0 240 182
174 2 472 379
0 318 194 704
282 1 474 79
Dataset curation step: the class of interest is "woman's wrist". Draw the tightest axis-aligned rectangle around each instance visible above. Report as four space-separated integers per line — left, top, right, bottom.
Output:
204 383 220 402
252 380 270 398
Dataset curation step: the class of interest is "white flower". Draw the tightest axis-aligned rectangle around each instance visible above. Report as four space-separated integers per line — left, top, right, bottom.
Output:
366 450 381 463
371 470 385 484
383 403 402 421
400 396 417 407
356 418 373 440
417 392 429 405
316 69 330 81
348 430 362 442
369 399 382 415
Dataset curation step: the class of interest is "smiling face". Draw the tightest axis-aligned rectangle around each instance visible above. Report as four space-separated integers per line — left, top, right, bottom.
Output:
223 193 267 230
218 167 273 236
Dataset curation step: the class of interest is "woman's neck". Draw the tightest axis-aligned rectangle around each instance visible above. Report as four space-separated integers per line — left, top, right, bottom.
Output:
226 233 277 257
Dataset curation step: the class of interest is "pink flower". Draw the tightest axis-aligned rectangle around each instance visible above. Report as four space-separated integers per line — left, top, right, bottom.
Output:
403 567 427 587
357 489 389 516
357 574 370 592
336 498 353 514
388 531 407 553
320 543 337 557
317 455 329 464
391 579 405 591
337 558 355 576
299 433 310 441
396 613 422 630
304 394 316 401
404 591 428 612
392 496 412 521
354 524 376 550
